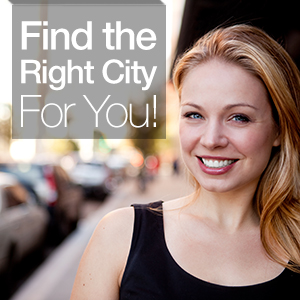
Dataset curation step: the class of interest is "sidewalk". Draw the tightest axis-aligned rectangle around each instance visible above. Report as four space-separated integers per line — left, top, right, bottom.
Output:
10 173 193 300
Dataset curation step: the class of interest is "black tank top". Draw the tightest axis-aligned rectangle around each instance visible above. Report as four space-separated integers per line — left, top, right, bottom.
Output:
120 201 300 300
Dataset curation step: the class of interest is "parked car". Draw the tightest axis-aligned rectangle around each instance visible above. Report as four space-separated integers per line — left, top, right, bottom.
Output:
0 172 49 276
106 153 129 177
0 163 56 207
0 163 83 243
70 161 114 199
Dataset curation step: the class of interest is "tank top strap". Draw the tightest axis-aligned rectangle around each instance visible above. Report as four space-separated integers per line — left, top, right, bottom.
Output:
129 201 164 253
120 201 165 297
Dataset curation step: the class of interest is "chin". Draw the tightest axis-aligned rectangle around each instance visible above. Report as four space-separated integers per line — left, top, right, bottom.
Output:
196 176 259 195
200 184 234 194
193 177 231 194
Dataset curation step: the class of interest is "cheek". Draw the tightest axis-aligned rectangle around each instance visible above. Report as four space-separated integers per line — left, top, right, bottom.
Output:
233 128 275 162
179 123 198 154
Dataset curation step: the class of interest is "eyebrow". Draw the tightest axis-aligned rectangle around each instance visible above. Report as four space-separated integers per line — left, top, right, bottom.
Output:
181 102 258 111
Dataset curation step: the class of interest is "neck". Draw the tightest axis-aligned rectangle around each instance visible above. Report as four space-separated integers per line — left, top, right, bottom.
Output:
187 186 259 234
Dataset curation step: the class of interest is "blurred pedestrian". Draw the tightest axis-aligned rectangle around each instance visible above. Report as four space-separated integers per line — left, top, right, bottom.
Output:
173 158 179 175
137 166 147 193
71 25 300 299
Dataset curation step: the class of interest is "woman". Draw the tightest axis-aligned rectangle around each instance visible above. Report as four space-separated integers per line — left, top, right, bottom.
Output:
71 25 300 299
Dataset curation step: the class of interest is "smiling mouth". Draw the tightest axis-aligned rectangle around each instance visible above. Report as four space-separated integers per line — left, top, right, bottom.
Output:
199 157 238 169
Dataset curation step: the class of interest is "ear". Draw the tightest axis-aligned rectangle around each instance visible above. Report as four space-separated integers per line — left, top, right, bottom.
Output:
273 131 281 147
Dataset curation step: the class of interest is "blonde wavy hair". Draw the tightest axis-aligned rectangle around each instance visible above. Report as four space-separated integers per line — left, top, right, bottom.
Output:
173 24 300 273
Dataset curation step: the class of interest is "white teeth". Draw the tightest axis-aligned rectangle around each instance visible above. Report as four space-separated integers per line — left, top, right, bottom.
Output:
202 158 235 168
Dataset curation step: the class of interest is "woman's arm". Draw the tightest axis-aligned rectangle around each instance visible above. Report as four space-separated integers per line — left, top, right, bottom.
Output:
70 207 134 300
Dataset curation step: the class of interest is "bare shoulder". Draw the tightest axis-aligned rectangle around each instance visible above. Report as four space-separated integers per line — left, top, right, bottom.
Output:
90 207 135 261
70 207 134 300
94 206 135 242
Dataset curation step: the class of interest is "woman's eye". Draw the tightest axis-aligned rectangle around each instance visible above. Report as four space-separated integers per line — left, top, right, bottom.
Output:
184 112 203 119
231 114 250 123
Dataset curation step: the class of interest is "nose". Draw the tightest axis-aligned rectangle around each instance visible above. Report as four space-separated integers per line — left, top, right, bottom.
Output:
200 119 229 150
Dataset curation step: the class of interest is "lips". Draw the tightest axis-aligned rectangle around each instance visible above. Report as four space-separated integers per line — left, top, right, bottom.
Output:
197 156 239 175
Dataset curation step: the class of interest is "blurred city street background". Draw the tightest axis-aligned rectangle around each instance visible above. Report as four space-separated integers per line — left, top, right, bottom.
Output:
1 1 186 298
2 0 300 299
10 171 193 300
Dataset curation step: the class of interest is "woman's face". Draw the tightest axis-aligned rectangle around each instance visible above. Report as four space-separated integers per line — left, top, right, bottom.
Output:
179 59 280 194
